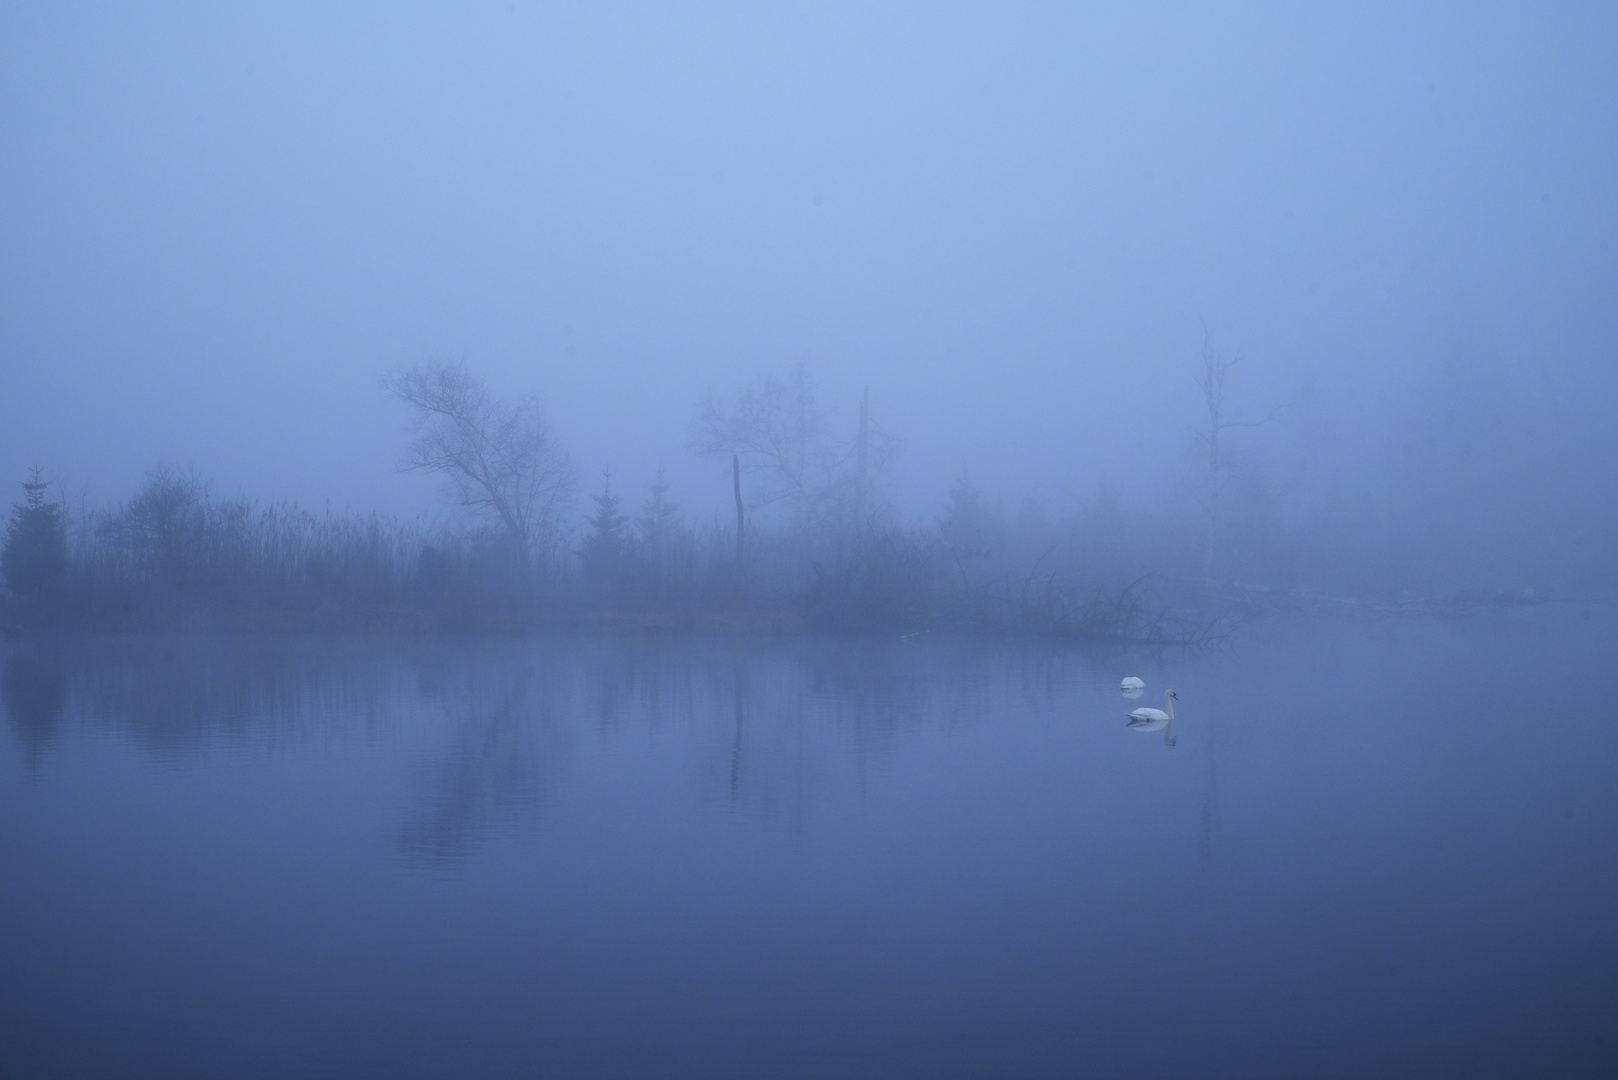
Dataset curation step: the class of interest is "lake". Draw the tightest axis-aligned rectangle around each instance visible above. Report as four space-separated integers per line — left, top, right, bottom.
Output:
2 612 1615 1078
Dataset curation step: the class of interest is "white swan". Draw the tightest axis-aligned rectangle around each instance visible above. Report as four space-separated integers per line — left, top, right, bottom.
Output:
1127 689 1178 748
1127 689 1177 729
1120 677 1144 692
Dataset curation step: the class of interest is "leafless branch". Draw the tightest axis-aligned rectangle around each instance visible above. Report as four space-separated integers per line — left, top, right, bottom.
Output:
691 362 897 528
384 360 574 558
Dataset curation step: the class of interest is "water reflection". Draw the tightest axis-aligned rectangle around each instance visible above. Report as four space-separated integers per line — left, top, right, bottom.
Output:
730 663 745 807
1125 711 1177 748
396 654 567 864
6 635 1149 854
2 653 67 771
65 637 397 756
6 620 1615 1078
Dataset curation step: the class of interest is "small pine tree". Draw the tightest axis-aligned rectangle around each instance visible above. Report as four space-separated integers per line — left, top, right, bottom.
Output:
581 470 629 578
2 469 69 598
636 469 684 549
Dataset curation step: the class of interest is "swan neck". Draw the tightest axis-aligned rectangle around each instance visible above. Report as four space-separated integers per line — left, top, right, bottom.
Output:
1164 692 1175 720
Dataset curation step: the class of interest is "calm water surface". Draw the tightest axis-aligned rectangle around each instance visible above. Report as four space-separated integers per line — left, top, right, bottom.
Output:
3 614 1616 1078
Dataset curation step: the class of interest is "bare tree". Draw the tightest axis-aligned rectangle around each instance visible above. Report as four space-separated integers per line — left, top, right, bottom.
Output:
385 361 573 560
1197 328 1236 514
691 362 895 535
1193 325 1282 580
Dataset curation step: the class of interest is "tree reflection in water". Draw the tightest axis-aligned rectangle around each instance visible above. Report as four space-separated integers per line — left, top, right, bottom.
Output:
2 653 68 772
3 635 1147 859
394 643 573 865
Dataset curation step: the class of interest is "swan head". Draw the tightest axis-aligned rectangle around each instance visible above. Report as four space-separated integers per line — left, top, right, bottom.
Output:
1167 689 1178 700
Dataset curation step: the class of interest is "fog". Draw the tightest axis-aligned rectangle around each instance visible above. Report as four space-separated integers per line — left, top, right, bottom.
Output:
4 2 1617 603
7 10 1618 1072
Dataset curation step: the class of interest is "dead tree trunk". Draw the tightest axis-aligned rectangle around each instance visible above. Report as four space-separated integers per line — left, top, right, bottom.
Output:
732 453 744 565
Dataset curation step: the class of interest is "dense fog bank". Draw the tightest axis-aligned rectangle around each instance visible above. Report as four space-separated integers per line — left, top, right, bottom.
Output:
4 353 1607 636
4 5 1616 631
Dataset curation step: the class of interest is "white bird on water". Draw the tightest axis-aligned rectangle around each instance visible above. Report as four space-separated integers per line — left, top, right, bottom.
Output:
1127 689 1177 729
1127 689 1179 748
1120 677 1144 692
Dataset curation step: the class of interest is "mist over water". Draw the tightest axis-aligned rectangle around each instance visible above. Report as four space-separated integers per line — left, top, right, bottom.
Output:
4 613 1616 1077
3 4 1617 1076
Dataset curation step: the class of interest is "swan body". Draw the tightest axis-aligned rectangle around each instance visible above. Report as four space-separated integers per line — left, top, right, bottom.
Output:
1120 677 1144 692
1127 689 1179 747
1127 689 1177 729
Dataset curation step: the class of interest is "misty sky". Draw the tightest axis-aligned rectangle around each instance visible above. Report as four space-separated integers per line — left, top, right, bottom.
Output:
3 2 1615 537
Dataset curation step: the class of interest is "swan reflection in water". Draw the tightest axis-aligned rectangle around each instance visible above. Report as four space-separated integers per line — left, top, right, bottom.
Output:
1127 688 1178 749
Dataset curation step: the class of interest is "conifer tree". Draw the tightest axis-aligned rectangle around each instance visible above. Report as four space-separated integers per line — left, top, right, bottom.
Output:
635 470 683 549
581 470 629 577
2 469 68 598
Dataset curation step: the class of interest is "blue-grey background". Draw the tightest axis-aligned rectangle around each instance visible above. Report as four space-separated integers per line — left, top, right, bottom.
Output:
3 2 1616 595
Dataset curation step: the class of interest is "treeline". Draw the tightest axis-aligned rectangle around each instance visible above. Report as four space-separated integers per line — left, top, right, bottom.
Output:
4 465 424 632
10 355 1514 639
0 460 1227 640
